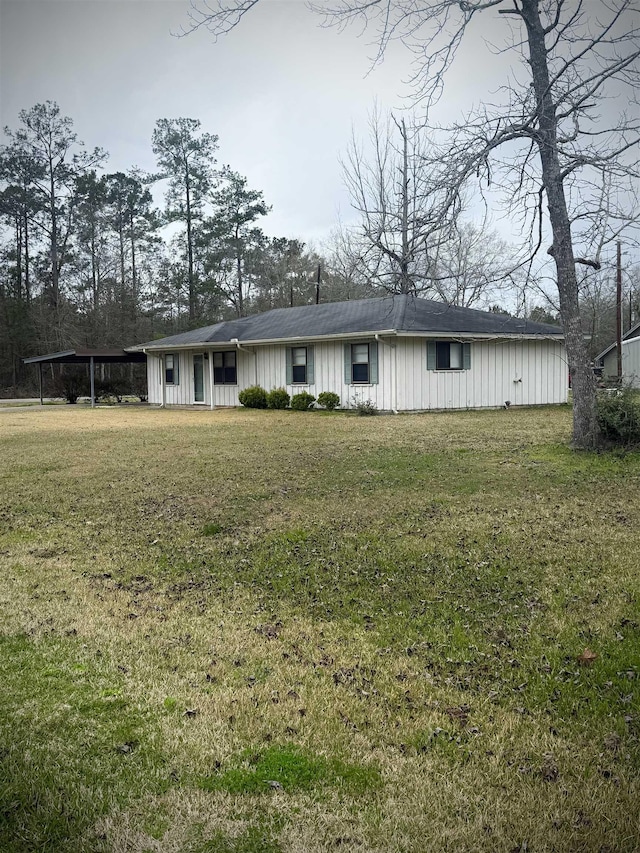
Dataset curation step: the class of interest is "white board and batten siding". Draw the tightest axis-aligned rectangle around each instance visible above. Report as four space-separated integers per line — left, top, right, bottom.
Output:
146 337 567 411
397 338 567 410
622 336 640 389
146 350 256 407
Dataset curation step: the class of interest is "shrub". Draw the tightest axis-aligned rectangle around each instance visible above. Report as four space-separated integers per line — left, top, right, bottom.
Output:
238 385 268 409
317 391 340 410
290 392 316 411
95 378 128 403
352 396 378 416
597 387 640 447
56 370 89 404
266 387 290 409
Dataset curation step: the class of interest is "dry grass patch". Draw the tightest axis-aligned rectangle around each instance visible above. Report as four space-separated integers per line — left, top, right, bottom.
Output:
1 405 638 852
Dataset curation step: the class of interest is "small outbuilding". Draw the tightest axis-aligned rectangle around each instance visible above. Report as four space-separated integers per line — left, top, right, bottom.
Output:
622 336 640 388
594 321 640 382
129 294 567 412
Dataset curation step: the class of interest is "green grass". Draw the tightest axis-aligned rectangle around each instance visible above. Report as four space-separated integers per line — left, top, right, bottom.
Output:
199 744 380 795
0 405 639 852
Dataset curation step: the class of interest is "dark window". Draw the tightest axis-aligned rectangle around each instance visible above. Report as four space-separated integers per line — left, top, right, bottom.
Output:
436 341 463 370
164 354 179 385
291 347 307 383
213 351 237 384
352 343 370 383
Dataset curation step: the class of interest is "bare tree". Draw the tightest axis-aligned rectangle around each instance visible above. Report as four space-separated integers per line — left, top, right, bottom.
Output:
182 0 639 448
340 109 463 294
429 221 516 309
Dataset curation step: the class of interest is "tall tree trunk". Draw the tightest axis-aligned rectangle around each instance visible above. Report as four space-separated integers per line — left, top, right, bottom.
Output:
522 0 598 448
91 216 98 312
23 209 30 304
185 166 195 324
49 158 59 310
118 214 126 329
130 214 138 337
15 215 22 301
399 117 411 294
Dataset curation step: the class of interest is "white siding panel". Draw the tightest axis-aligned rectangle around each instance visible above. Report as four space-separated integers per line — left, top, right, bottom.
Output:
256 341 392 410
146 337 567 410
622 337 640 388
396 338 567 410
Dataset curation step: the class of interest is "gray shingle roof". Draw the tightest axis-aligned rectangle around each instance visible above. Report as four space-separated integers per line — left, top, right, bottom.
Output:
594 320 640 363
132 295 563 350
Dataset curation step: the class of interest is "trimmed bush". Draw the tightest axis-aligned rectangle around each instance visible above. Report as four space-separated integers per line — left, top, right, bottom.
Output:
238 385 268 409
266 387 290 409
352 397 378 416
317 391 340 410
290 392 316 411
597 387 640 447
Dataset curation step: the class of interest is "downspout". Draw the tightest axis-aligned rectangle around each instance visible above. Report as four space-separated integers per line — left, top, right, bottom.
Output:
375 333 398 414
230 338 257 385
208 349 215 410
90 355 95 408
160 353 166 408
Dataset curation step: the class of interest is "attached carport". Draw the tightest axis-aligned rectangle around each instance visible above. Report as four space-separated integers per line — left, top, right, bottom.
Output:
22 349 147 407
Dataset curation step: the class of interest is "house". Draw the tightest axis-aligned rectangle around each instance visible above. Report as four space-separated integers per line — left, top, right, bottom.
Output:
621 336 640 388
595 320 640 383
130 294 567 411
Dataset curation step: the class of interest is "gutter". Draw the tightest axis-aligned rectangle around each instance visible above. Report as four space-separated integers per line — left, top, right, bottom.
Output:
138 328 563 352
230 337 255 353
139 329 400 352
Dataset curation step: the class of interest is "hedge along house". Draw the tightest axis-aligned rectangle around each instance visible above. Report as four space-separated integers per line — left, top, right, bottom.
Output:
129 295 567 412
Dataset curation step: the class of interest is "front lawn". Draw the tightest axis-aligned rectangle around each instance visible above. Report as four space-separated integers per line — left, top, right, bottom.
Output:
1 405 638 852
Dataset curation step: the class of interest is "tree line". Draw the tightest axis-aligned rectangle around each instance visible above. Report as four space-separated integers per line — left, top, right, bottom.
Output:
0 103 356 392
2 87 637 418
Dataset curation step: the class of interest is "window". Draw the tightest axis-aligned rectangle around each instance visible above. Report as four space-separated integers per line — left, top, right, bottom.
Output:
427 341 471 371
343 341 378 384
163 354 179 385
352 343 370 383
213 351 237 384
292 347 308 383
286 346 314 384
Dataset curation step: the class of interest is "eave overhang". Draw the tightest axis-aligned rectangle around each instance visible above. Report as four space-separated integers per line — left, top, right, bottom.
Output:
133 329 564 353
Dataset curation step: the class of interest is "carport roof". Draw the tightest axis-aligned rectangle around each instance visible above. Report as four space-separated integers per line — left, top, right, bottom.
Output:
23 349 147 365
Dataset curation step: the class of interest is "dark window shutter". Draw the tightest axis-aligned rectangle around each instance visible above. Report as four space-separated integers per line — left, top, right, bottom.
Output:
463 342 471 370
307 346 315 385
286 348 293 384
427 341 437 370
344 344 352 384
174 354 180 385
369 341 378 384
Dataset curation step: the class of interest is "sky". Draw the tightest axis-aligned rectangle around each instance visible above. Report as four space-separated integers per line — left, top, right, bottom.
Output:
0 0 521 249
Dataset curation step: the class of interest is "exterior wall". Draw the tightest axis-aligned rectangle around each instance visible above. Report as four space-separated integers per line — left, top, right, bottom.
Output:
255 341 390 410
602 348 619 380
146 349 256 407
395 338 567 410
622 336 640 388
146 337 568 410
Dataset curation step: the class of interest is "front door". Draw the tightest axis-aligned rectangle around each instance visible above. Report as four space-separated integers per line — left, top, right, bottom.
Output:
193 354 204 402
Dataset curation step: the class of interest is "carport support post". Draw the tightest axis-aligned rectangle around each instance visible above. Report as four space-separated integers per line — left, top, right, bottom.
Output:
38 363 43 406
90 356 95 408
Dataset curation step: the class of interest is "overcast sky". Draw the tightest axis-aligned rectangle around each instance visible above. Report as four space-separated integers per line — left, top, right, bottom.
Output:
1 0 526 248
